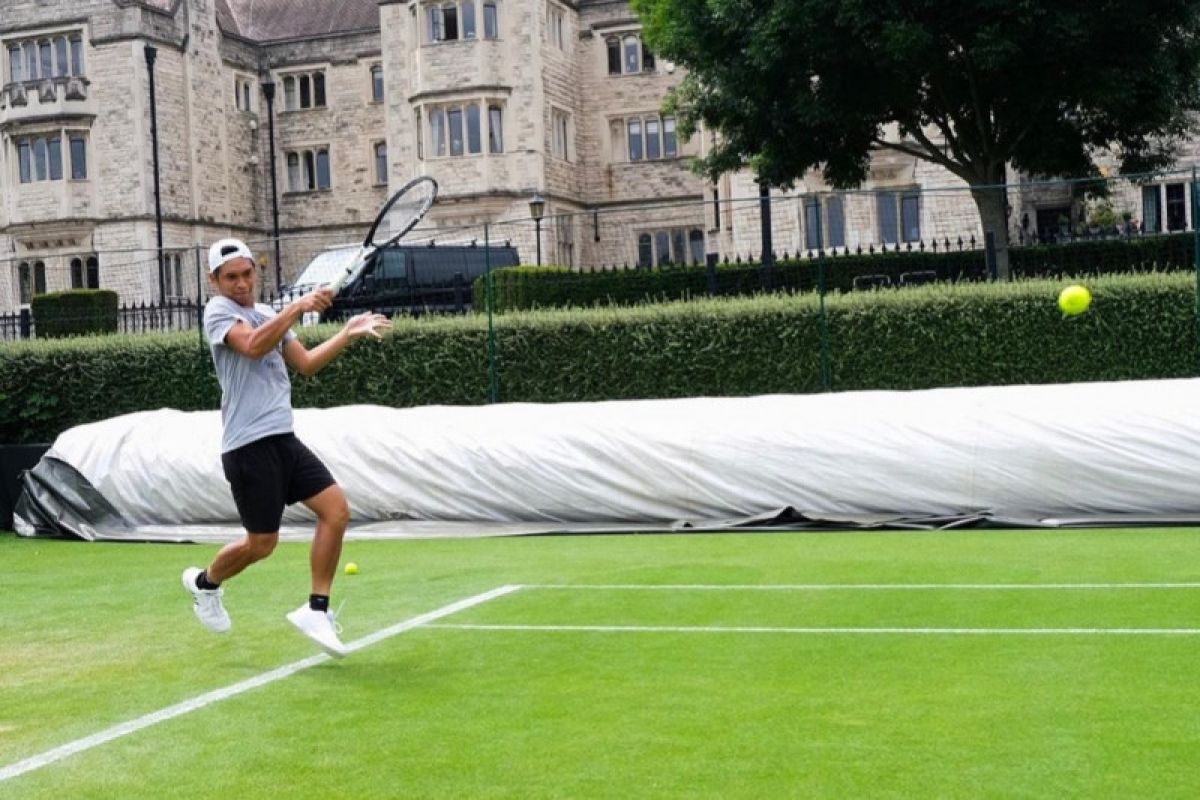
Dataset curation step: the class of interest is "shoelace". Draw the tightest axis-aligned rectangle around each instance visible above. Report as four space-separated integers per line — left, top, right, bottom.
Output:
329 599 346 636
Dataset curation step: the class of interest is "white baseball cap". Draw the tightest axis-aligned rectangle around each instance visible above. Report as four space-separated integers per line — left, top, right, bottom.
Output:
207 238 254 273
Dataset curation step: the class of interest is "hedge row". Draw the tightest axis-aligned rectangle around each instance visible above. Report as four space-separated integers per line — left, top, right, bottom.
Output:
2 272 1196 444
31 290 119 338
473 232 1195 312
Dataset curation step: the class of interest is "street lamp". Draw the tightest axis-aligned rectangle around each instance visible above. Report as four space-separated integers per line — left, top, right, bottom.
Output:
261 78 282 292
529 193 546 265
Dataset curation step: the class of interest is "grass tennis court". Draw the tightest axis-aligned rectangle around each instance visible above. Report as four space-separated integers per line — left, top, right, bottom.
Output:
3 527 1200 798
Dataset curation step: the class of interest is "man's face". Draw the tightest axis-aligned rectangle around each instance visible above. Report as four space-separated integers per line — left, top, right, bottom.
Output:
210 257 257 307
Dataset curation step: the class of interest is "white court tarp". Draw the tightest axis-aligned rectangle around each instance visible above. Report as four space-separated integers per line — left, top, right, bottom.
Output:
35 378 1200 533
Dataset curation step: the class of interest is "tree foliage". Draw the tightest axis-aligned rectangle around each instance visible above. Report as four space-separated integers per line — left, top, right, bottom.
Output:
634 0 1200 190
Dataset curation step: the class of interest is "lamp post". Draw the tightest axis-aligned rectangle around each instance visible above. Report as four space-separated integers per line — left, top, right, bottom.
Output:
529 193 545 266
145 45 165 302
261 79 282 292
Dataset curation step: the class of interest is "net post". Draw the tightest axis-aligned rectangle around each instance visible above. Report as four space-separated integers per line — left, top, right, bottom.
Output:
1193 167 1199 370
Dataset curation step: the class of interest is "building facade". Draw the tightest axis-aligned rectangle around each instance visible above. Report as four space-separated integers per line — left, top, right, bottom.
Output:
0 0 708 312
3 0 1198 315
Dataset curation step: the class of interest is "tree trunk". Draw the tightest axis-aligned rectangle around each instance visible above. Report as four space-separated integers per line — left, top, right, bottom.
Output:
970 183 1010 281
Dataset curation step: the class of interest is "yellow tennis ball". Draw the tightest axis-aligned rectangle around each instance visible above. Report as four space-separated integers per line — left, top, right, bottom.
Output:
1058 284 1091 316
344 562 359 575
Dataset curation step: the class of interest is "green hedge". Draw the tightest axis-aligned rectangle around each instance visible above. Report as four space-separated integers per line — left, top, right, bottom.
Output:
2 272 1196 444
31 290 119 338
473 233 1195 312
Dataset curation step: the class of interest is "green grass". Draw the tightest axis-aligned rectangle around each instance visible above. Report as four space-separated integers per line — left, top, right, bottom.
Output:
3 528 1200 798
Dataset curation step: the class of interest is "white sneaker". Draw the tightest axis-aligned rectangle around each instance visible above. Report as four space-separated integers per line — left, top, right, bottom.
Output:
181 567 231 633
286 604 347 658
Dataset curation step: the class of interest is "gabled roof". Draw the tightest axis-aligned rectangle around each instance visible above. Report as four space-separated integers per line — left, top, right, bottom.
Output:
216 0 380 43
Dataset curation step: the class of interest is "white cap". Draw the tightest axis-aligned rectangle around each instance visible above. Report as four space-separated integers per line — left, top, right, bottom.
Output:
207 238 254 273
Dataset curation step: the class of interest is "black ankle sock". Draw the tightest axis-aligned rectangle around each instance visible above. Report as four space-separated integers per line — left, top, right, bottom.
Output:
196 570 221 590
309 594 330 612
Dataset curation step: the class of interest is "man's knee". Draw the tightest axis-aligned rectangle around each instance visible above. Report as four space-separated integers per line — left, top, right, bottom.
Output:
246 533 278 560
323 496 350 529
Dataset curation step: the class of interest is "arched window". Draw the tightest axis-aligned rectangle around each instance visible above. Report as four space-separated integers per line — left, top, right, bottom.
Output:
623 35 639 73
70 257 83 288
370 64 384 102
18 262 31 304
33 261 46 295
86 256 99 288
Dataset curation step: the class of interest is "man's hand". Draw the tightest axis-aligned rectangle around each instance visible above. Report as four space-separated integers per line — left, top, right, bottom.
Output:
343 311 393 340
293 288 335 315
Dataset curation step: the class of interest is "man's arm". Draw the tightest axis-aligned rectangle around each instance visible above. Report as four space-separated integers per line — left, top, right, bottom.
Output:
282 312 393 377
223 290 332 360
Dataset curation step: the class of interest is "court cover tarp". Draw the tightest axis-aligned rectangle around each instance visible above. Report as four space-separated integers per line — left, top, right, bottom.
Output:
16 378 1200 542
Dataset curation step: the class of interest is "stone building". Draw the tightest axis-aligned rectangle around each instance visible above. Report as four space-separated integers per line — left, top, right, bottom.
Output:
0 0 708 312
3 0 1197 315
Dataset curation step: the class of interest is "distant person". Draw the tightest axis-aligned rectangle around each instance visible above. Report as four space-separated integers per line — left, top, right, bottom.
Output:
182 238 391 657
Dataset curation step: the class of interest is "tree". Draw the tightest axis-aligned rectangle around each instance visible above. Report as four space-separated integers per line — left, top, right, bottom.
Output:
632 0 1200 277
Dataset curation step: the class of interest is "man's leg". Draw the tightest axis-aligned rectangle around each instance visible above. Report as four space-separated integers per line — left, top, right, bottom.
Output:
285 483 351 658
301 484 351 596
207 532 279 584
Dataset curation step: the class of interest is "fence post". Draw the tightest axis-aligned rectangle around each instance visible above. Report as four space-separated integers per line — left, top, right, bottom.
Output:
18 307 31 339
705 253 718 297
984 231 997 280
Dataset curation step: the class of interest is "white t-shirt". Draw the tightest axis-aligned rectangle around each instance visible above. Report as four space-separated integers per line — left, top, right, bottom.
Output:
203 295 297 453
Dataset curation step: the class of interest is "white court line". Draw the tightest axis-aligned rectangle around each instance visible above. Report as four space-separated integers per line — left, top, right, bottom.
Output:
527 583 1200 591
428 622 1200 636
0 584 523 785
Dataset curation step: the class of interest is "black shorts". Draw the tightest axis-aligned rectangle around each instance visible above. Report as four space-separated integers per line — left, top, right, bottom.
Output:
220 433 336 533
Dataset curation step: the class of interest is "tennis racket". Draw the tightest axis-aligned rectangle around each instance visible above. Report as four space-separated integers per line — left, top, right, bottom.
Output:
326 176 439 293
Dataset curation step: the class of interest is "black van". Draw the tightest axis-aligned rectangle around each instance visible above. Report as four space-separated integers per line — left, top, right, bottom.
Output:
321 242 519 320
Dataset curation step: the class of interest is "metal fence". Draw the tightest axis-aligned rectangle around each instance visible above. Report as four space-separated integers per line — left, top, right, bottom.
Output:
2 170 1199 340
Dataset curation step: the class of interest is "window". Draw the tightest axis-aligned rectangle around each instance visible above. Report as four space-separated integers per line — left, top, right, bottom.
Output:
549 4 566 50
488 105 503 153
18 263 31 305
430 108 446 156
69 135 87 179
33 261 46 296
416 108 424 159
555 214 575 267
805 198 822 251
878 190 920 244
70 257 99 289
161 253 185 299
552 108 570 160
636 228 705 266
425 102 489 158
370 64 384 102
621 114 677 162
1143 185 1162 233
483 2 498 38
374 141 388 184
826 195 846 248
280 70 326 110
448 107 464 155
804 195 847 250
234 76 256 112
607 33 654 75
627 119 642 161
663 117 677 158
462 1 476 38
6 30 85 82
1166 183 1187 231
15 134 78 183
285 147 332 191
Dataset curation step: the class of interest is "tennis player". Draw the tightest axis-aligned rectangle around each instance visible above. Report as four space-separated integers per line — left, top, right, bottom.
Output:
182 238 391 657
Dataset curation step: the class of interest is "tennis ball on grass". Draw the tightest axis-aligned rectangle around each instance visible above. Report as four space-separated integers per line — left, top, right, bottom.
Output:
1058 284 1091 316
344 562 359 575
